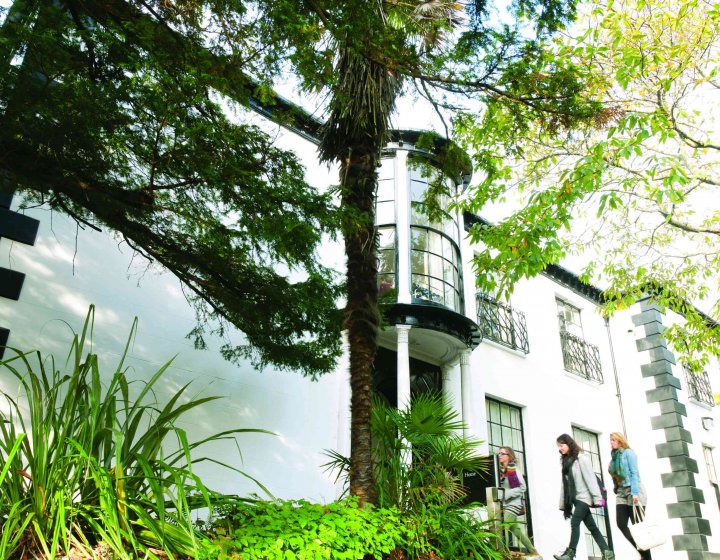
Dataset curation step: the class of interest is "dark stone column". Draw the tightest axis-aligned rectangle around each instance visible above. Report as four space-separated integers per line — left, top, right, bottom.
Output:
632 297 720 560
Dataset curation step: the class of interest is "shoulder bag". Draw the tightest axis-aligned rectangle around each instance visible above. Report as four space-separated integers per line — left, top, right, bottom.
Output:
629 503 666 551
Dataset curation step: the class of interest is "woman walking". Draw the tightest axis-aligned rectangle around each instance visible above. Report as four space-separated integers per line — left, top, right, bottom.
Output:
498 446 542 558
554 433 614 560
609 432 651 559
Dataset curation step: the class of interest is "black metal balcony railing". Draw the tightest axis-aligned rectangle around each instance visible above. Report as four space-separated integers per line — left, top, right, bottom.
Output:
476 293 530 354
683 364 715 407
560 330 603 383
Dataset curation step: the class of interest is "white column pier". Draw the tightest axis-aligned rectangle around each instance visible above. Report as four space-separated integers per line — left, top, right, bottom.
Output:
459 349 475 438
396 324 412 411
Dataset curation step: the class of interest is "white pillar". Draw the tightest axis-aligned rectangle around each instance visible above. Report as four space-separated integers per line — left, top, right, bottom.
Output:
396 324 412 411
443 361 463 437
395 150 411 304
460 349 475 438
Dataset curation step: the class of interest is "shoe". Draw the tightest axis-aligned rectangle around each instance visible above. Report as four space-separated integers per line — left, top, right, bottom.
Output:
553 548 575 560
602 551 615 560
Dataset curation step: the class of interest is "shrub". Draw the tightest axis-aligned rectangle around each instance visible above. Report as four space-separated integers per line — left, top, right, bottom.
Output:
0 306 268 559
205 497 406 560
324 393 503 560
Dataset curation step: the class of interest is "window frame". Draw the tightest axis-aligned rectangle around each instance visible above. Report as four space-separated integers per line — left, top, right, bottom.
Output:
486 398 533 544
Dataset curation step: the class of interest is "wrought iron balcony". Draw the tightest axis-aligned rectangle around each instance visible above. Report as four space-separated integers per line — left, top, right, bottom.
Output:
559 330 603 383
476 293 529 354
683 364 715 407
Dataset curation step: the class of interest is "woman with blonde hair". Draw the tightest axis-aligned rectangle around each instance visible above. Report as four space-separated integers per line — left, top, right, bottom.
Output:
609 432 651 560
497 446 541 558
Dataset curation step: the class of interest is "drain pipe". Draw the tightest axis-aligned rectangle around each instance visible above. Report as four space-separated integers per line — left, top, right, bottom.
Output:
605 316 627 436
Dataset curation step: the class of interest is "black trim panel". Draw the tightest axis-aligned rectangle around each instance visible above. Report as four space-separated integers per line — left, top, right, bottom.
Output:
0 208 40 245
383 301 482 349
0 267 25 300
0 327 8 360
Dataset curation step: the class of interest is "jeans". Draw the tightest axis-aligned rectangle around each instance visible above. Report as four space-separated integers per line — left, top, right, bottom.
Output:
617 504 652 560
569 500 608 551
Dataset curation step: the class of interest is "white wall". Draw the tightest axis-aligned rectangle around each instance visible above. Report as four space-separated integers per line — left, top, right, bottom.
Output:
0 127 351 503
462 263 720 559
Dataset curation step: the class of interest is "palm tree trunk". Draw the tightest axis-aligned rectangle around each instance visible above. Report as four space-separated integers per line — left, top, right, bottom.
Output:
342 144 381 504
319 45 401 504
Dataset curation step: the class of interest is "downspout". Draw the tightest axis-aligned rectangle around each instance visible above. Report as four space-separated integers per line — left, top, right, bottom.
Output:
605 316 627 435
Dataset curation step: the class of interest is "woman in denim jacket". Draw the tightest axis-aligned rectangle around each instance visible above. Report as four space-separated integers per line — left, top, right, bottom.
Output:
554 433 614 560
609 432 651 560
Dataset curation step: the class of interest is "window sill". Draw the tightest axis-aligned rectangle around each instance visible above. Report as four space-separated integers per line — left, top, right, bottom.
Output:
563 369 603 387
479 337 529 358
688 398 715 411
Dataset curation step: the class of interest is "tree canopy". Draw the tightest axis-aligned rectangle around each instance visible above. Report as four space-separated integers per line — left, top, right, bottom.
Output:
459 0 720 370
1 0 598 379
0 0 347 377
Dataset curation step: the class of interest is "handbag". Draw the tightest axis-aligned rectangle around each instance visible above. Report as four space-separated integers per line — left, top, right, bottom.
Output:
629 503 666 551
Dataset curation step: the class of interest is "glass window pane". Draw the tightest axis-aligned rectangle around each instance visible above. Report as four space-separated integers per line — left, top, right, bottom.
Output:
411 251 426 274
378 273 395 294
377 250 395 274
428 254 442 278
429 277 444 304
492 423 502 444
411 228 427 251
410 179 427 202
378 227 395 249
428 231 443 254
500 404 510 426
444 284 456 309
442 237 452 260
377 178 394 201
443 259 455 284
489 400 499 422
376 201 394 225
412 275 429 300
509 409 519 429
379 158 394 181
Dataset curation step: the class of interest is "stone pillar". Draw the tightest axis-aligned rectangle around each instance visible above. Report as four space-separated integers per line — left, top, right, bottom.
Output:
396 324 412 411
632 297 720 560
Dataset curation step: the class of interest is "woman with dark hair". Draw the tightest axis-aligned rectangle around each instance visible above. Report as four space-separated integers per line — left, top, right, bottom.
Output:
498 446 541 558
609 432 651 560
554 433 614 560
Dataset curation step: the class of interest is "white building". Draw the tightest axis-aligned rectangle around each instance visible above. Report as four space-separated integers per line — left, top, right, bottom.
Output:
1 104 719 560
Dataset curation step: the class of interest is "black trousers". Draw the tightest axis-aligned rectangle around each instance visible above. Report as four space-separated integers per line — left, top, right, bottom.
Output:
569 500 608 551
617 504 652 560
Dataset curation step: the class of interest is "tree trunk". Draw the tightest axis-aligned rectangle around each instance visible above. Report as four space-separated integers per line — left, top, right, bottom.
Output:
318 38 400 503
341 144 381 504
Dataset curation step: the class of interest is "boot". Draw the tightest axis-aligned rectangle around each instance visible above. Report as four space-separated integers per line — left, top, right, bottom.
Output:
553 548 575 560
602 550 615 560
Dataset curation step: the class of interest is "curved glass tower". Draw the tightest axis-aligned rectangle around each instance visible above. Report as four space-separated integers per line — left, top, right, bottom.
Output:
374 131 481 411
